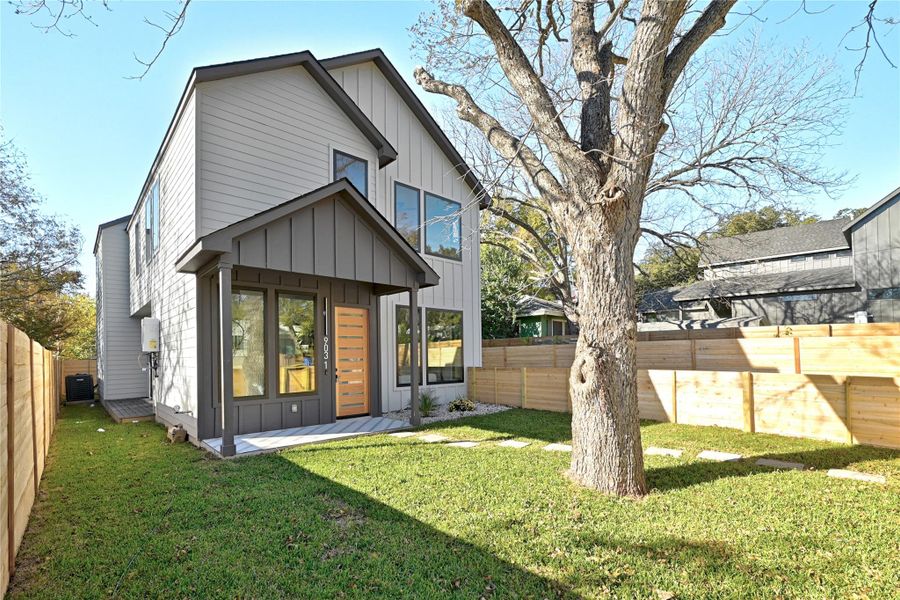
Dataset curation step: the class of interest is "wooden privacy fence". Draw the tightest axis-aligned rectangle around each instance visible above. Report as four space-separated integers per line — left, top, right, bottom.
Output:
468 367 900 450
483 335 900 377
56 359 97 400
1 322 60 593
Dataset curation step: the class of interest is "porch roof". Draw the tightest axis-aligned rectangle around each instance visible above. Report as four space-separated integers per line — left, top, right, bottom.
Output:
176 179 440 293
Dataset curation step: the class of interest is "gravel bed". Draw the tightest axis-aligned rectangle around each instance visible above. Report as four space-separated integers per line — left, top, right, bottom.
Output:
385 402 510 426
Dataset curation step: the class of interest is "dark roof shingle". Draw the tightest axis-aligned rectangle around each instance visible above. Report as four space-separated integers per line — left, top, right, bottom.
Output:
700 218 850 266
672 266 857 302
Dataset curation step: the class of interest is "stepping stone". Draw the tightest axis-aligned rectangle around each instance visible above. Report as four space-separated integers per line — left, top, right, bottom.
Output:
543 443 572 452
420 434 449 443
645 446 683 458
447 441 479 448
827 469 886 484
697 450 742 462
756 458 804 470
498 440 530 448
389 431 417 438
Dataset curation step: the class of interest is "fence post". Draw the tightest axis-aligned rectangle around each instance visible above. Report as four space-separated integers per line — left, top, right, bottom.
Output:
793 337 802 374
29 343 39 496
844 376 854 444
521 368 527 408
6 324 16 577
742 371 755 433
671 370 678 424
690 340 697 370
493 368 498 405
470 368 477 403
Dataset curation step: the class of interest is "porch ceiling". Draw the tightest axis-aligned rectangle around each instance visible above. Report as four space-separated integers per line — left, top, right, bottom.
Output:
176 179 440 292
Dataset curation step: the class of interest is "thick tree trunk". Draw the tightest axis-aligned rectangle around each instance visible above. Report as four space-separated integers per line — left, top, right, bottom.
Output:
567 199 647 497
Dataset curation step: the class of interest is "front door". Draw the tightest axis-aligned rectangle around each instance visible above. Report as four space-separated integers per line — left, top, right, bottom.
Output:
334 306 370 417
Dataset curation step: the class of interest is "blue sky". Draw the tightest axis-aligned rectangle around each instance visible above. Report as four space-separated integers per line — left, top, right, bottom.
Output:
2 1 898 294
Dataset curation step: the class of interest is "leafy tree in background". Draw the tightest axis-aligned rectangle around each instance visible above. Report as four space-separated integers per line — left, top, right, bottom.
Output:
480 244 532 339
833 207 868 220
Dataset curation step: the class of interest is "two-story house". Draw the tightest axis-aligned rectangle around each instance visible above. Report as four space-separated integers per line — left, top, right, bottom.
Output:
644 186 900 325
93 50 485 456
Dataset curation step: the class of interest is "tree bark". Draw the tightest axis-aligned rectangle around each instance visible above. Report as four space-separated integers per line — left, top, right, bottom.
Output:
566 190 647 497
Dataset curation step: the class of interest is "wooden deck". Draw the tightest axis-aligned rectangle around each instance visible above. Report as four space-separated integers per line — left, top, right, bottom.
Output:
201 416 411 457
102 398 154 423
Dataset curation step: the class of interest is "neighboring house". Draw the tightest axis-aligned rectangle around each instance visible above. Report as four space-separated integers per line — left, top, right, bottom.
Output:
516 296 575 337
641 186 900 325
94 49 484 455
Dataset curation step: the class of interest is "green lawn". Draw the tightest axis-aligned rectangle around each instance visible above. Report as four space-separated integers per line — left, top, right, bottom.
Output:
8 405 899 599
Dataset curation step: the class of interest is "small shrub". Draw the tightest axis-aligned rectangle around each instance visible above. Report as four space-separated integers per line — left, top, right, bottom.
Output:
448 395 475 412
418 390 438 417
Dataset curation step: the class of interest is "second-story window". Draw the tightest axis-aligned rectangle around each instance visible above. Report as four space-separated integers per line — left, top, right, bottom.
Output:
144 181 160 261
333 150 368 198
424 193 462 261
134 218 141 275
394 182 420 249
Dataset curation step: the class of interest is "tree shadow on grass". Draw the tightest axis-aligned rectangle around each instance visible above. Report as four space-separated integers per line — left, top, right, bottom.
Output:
648 445 899 493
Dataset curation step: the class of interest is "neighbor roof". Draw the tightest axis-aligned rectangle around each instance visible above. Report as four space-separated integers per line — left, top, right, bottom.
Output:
126 50 399 231
842 184 900 237
516 296 566 318
700 218 850 266
637 286 682 314
321 49 488 208
673 266 857 302
92 215 131 255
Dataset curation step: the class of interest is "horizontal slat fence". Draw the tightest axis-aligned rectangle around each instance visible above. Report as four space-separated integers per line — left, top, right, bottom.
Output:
2 322 60 593
484 335 900 377
468 367 900 449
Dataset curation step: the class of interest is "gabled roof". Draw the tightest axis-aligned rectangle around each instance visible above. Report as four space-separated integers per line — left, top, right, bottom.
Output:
321 49 489 208
175 179 439 290
637 286 683 313
673 266 856 302
92 214 131 255
700 218 850 266
516 295 566 318
842 184 900 237
126 50 398 230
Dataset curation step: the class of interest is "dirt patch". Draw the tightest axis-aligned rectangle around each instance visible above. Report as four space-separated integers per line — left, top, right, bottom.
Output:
319 494 366 529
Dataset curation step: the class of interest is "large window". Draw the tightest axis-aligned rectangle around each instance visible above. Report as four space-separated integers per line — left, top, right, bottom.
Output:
333 150 368 198
396 306 422 387
278 294 317 394
232 289 266 398
425 193 462 260
394 183 420 249
426 309 463 384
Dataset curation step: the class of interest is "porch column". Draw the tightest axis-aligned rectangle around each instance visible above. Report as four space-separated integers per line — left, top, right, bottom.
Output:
218 259 236 457
409 282 421 426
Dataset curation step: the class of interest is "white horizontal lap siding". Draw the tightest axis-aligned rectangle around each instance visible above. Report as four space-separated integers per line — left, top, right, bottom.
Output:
196 66 378 237
329 62 482 412
98 226 146 400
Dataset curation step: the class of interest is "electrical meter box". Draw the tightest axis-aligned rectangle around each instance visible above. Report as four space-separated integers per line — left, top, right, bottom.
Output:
141 317 161 352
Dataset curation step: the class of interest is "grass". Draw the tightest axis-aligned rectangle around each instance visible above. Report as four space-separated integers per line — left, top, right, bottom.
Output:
8 405 899 599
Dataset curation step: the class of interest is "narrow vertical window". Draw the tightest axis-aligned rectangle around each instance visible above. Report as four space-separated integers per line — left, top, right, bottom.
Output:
232 289 266 398
144 197 152 262
424 193 462 260
394 183 420 249
134 218 141 275
278 294 317 394
151 181 160 253
396 305 422 387
425 309 463 384
333 150 368 198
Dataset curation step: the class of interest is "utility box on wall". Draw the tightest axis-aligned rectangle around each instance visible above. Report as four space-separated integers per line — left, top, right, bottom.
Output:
141 317 161 352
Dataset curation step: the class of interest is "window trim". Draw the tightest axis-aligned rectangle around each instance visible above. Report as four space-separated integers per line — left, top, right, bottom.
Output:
275 291 319 398
424 307 465 385
232 286 268 400
424 192 463 262
394 181 421 251
332 149 369 198
395 304 423 388
134 219 142 275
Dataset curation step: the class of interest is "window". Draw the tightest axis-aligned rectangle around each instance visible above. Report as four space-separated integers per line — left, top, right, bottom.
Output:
790 255 808 263
426 309 463 384
868 287 900 301
134 218 141 275
333 150 368 198
551 319 565 336
396 306 422 387
813 253 831 261
777 293 818 303
424 193 462 260
394 183 420 249
232 289 266 398
150 181 160 253
278 294 317 394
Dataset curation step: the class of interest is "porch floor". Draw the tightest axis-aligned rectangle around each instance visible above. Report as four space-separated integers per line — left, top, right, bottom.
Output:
102 398 155 423
201 415 411 457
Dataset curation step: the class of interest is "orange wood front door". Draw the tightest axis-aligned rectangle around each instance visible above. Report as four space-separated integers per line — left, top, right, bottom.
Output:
334 307 370 417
